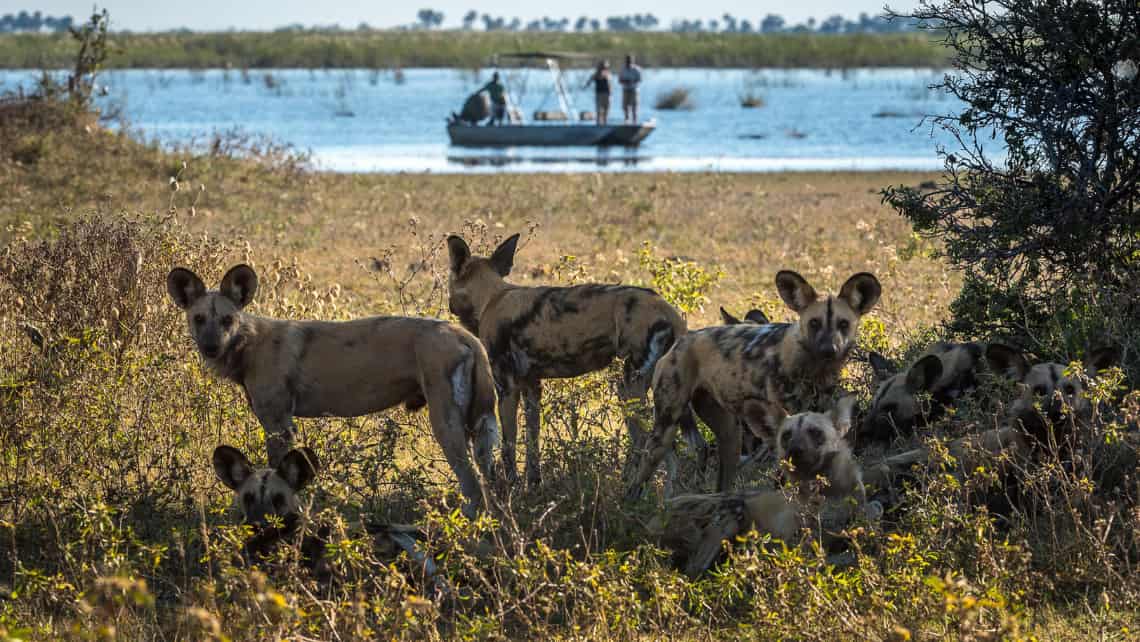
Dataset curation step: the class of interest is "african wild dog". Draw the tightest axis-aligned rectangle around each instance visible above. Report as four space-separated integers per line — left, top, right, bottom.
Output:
446 233 687 487
655 394 880 577
651 488 798 577
863 344 1122 499
628 270 881 498
212 445 436 582
862 342 985 442
985 343 1120 427
168 265 500 516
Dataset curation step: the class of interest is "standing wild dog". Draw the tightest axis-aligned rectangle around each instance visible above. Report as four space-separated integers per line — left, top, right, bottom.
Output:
446 233 687 487
628 270 881 498
168 265 500 516
862 342 985 442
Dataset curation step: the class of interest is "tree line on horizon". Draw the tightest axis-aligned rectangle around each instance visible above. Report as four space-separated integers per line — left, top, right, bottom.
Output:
0 10 74 33
0 6 922 35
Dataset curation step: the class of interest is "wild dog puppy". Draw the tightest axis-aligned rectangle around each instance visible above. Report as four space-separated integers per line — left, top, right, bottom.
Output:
212 446 436 582
629 270 881 498
650 489 798 577
655 396 879 577
168 265 499 516
446 233 687 487
863 342 985 442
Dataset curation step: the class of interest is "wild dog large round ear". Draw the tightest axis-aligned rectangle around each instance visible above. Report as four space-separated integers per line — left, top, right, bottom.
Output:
867 351 897 382
489 233 520 277
219 264 258 308
446 235 471 273
744 309 770 325
213 445 253 490
985 343 1029 381
277 447 320 492
838 272 881 315
832 396 857 435
774 270 816 312
905 354 944 393
167 267 206 310
719 306 742 325
1085 345 1121 376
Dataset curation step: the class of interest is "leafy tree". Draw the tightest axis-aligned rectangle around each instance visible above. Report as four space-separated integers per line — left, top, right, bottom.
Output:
574 16 588 31
760 14 785 33
884 0 1140 374
462 10 477 30
415 9 444 29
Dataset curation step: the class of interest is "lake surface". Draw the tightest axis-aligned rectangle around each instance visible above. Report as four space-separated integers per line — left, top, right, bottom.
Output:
0 67 969 173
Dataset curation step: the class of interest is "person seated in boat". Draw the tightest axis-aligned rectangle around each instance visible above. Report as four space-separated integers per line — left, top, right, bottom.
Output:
480 72 508 126
582 61 612 125
619 54 642 124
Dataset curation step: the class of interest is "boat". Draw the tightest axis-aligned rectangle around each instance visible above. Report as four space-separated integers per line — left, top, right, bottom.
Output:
447 52 656 148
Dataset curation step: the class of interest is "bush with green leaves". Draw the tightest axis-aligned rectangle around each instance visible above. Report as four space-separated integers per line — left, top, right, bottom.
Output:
883 0 1140 376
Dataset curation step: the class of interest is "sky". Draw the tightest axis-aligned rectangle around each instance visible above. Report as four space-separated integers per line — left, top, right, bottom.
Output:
11 1 920 31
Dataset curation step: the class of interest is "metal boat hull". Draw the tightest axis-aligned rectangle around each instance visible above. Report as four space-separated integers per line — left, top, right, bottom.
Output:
447 122 655 147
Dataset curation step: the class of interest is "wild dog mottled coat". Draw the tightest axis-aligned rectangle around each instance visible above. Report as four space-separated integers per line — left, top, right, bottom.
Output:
168 264 500 516
629 270 881 497
447 233 687 486
862 342 985 442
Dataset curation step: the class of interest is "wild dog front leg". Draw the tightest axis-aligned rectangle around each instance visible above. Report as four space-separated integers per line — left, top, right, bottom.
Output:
249 389 298 467
522 379 543 488
626 400 684 500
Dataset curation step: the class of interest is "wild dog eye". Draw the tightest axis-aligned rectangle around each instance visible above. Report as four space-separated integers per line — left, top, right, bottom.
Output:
1063 384 1076 395
193 314 206 325
1033 385 1048 396
220 315 234 328
808 319 821 331
837 319 850 332
272 494 286 511
809 427 823 443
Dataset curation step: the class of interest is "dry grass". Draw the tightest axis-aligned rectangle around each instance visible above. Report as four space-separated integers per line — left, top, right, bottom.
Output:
1 108 1137 640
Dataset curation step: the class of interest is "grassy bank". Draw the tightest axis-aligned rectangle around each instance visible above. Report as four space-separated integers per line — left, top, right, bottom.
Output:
2 99 1137 640
0 30 950 70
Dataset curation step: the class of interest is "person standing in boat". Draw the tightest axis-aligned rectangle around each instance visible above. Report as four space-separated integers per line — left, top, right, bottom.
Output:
583 61 612 125
480 72 508 126
619 54 642 124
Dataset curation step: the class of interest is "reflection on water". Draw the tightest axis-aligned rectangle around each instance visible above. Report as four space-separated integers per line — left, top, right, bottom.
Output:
0 67 980 174
447 147 647 169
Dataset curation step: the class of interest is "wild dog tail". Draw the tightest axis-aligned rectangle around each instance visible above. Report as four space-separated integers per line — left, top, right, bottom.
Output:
464 338 501 461
636 319 677 382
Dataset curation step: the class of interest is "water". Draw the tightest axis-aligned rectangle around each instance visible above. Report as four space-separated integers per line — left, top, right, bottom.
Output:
0 67 969 173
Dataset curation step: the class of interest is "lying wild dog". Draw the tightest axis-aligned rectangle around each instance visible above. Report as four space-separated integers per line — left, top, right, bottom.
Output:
650 489 798 577
863 344 1122 499
654 395 880 576
212 446 436 583
446 233 688 487
168 265 499 516
985 343 1120 428
628 270 881 498
862 342 985 442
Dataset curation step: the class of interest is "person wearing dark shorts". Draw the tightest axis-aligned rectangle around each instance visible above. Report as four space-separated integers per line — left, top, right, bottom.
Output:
583 61 612 125
480 72 508 126
619 54 642 123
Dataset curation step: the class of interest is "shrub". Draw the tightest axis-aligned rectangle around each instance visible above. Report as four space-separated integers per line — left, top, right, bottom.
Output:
883 0 1140 378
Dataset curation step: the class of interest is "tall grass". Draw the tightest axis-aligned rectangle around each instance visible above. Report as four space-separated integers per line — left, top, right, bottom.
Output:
0 31 951 70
